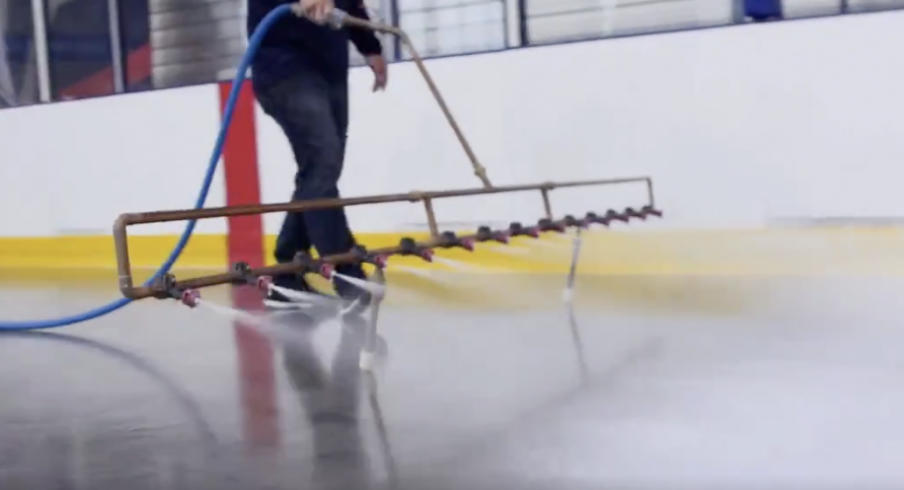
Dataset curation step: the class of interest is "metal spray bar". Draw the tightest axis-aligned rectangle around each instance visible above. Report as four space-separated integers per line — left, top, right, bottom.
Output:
113 178 658 301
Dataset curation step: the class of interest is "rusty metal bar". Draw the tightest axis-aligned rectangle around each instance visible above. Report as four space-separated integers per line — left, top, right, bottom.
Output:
122 235 449 301
116 178 649 226
337 14 493 188
113 176 654 300
422 198 439 237
646 178 655 208
540 188 553 219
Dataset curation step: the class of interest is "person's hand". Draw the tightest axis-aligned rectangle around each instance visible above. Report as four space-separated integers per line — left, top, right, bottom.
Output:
367 55 388 92
298 0 334 24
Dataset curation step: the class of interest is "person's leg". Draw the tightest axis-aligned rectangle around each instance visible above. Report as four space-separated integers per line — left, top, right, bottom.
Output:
273 124 317 292
326 82 369 299
256 79 316 293
256 75 363 300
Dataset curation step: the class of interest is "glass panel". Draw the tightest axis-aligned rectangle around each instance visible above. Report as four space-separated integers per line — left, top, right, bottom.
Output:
119 0 152 92
149 0 245 90
398 0 506 58
350 0 394 66
526 0 734 44
0 0 41 108
45 0 115 101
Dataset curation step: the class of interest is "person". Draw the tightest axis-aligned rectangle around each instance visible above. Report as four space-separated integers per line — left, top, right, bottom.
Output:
247 0 388 306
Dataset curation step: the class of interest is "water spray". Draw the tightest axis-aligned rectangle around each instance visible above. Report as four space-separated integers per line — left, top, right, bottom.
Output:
125 201 662 373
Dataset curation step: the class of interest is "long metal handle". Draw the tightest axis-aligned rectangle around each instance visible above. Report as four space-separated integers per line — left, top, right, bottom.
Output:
299 5 493 188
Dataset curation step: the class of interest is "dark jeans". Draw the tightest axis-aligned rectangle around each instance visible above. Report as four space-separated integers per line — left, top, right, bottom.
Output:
255 74 366 298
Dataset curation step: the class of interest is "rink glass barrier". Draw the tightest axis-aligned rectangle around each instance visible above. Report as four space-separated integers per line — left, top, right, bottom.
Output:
2 0 903 108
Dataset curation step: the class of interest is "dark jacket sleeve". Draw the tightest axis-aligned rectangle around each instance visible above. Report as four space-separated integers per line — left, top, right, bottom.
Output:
347 1 383 56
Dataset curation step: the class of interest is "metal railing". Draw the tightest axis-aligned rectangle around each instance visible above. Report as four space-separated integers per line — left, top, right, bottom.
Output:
1 0 904 107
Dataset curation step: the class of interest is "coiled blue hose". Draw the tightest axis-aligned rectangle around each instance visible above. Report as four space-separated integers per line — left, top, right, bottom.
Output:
0 4 294 331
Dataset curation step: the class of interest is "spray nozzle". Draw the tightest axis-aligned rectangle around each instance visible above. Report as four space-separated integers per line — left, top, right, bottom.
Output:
538 218 567 233
371 254 390 269
293 252 334 279
641 205 663 218
509 222 540 238
438 231 476 251
151 273 200 307
563 215 587 228
399 237 434 262
584 212 607 226
624 207 646 220
231 262 273 291
476 225 510 244
181 289 201 308
605 209 629 223
349 245 390 269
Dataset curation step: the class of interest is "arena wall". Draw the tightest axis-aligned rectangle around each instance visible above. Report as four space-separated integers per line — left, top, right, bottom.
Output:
2 11 903 279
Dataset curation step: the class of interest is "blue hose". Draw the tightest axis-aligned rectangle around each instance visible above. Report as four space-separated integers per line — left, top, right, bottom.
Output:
0 4 294 331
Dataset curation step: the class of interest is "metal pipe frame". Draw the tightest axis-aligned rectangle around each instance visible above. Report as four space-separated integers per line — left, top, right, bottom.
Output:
111 8 660 302
113 177 658 301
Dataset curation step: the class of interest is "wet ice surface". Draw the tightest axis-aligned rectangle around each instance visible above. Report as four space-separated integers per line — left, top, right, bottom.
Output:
1 277 904 489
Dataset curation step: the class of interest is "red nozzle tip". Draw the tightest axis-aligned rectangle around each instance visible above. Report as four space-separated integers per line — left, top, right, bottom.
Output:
528 228 540 238
373 254 389 269
461 238 476 251
256 275 273 291
420 249 435 262
319 263 334 279
181 289 201 308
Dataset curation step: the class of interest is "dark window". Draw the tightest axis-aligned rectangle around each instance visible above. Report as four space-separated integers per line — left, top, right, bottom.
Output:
45 0 115 100
118 0 151 92
0 0 41 108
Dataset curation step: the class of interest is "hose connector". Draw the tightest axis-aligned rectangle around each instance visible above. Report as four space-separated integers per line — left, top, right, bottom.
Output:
641 205 663 218
398 237 434 262
509 222 540 238
476 225 509 244
232 262 272 292
350 245 391 269
438 231 476 251
474 166 492 188
326 8 348 28
564 215 588 228
290 3 347 29
537 218 566 233
293 252 335 279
